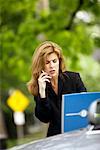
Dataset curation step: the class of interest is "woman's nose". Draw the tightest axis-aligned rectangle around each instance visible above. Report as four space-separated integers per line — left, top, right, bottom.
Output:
50 61 53 67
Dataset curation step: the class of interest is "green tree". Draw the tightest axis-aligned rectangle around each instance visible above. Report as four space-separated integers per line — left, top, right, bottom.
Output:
0 0 100 106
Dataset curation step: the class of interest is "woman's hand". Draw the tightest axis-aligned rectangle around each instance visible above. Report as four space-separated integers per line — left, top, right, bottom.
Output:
38 70 51 98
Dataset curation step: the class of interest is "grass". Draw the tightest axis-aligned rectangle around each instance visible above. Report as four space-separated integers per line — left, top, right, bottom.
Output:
6 131 45 149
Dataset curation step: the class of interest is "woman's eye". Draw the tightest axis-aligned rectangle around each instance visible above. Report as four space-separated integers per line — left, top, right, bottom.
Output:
53 59 57 63
46 61 49 64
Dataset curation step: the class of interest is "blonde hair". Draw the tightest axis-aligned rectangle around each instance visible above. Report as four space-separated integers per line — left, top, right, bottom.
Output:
27 41 66 96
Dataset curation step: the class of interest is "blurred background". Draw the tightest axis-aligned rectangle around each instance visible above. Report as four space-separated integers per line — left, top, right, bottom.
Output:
0 0 100 149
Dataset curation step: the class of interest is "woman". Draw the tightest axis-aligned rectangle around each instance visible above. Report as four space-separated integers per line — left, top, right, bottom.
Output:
27 41 87 137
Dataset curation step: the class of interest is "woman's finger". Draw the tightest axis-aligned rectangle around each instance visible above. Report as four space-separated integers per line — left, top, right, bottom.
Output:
38 75 51 82
42 78 50 83
39 71 48 78
41 75 51 80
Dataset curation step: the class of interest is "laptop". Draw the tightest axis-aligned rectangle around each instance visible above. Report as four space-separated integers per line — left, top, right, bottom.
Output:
61 92 100 133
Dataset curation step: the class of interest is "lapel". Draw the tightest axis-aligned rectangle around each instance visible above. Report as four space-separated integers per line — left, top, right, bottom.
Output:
46 74 64 97
58 75 63 98
60 71 75 94
46 82 56 97
46 73 64 98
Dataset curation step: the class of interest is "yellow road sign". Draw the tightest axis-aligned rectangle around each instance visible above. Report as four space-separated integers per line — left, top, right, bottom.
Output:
7 90 30 112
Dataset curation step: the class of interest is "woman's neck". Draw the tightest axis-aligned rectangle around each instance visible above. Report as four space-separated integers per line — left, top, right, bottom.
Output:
51 76 58 94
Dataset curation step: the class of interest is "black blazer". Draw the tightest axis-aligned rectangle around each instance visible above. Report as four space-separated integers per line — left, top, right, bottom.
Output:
34 71 87 137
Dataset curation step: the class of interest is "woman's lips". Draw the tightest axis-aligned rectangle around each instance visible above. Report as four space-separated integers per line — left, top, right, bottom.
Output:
49 70 55 74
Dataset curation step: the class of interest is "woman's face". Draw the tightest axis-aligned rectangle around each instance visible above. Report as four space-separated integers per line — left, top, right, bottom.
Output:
44 52 59 78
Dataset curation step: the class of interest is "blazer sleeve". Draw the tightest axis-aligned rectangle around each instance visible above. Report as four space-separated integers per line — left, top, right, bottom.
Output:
75 73 87 92
34 95 52 123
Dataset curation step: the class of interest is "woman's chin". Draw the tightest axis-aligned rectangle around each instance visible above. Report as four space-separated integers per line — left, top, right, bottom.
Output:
50 74 57 78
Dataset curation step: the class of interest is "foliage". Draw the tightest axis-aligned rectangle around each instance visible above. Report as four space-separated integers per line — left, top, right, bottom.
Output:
0 0 100 110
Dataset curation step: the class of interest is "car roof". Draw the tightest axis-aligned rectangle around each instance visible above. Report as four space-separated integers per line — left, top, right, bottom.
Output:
9 128 100 150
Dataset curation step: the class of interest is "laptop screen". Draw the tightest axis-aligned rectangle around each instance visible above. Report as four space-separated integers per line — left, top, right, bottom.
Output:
61 92 100 133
